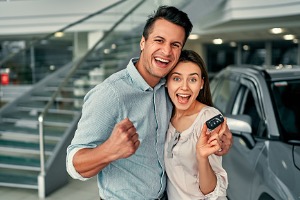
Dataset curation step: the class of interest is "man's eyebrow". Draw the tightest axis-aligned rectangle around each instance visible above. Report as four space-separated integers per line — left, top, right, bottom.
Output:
153 36 183 46
153 36 164 40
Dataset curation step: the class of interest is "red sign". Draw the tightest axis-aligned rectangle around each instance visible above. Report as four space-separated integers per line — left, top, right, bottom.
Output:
1 73 9 85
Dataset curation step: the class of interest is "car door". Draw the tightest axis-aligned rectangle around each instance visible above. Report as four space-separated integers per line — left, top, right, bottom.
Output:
212 75 267 200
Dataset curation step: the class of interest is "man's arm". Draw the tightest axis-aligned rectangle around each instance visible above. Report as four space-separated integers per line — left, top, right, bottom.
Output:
72 118 140 178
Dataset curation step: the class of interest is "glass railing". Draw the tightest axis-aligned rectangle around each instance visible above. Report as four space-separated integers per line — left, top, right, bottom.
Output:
0 1 128 86
0 0 190 87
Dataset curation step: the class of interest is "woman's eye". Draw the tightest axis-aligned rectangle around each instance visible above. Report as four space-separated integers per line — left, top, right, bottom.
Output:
173 77 180 81
190 78 197 82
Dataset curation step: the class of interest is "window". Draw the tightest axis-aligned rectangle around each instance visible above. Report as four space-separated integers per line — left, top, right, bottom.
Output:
212 78 239 114
242 89 260 135
237 82 266 137
270 80 300 140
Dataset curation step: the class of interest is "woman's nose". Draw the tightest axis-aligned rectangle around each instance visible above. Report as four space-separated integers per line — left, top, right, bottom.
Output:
181 80 188 90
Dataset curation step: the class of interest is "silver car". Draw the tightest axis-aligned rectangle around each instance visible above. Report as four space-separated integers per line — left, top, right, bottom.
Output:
210 65 300 200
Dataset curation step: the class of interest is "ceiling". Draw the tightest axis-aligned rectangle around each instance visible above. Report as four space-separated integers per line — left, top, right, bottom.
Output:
0 0 300 44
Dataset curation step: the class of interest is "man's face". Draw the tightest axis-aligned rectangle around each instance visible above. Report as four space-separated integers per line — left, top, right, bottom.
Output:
138 19 185 87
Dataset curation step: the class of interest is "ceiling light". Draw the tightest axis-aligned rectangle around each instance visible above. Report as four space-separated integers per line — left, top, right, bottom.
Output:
212 38 223 44
243 45 250 51
104 49 110 54
111 44 117 49
188 34 199 40
293 39 299 44
283 34 295 40
54 32 64 38
269 28 283 34
230 42 237 47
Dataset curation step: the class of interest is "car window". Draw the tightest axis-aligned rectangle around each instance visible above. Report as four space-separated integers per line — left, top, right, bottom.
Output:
236 81 266 137
210 76 219 94
242 89 261 135
212 78 239 114
271 80 300 139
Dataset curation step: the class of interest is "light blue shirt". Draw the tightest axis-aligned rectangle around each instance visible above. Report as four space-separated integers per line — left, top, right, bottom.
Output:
67 58 172 199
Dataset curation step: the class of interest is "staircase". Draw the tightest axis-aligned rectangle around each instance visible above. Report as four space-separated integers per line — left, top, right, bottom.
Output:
0 33 140 197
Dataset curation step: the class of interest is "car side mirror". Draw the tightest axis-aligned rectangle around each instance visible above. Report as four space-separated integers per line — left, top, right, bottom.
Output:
226 114 256 149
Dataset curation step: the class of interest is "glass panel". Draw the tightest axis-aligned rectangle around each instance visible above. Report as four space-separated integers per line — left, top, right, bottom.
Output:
241 41 265 65
270 80 300 140
271 40 298 66
212 79 238 113
206 43 236 73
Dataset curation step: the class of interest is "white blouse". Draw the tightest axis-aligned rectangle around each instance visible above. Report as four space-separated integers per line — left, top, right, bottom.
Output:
164 106 228 200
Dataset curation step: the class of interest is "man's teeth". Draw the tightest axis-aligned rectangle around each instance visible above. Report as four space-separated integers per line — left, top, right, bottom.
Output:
155 58 169 63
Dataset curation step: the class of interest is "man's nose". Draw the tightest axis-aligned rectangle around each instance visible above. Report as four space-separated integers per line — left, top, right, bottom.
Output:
161 43 171 55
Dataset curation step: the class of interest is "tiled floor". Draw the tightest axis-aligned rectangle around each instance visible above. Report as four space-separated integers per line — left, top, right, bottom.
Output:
0 177 99 200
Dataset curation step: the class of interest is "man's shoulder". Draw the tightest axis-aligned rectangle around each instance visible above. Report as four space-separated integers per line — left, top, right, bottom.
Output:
90 68 130 93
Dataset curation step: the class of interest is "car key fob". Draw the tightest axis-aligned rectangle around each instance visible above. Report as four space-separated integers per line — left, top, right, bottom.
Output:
206 114 224 130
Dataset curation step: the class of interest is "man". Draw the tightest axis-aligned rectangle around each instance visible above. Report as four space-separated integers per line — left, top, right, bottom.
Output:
67 5 232 199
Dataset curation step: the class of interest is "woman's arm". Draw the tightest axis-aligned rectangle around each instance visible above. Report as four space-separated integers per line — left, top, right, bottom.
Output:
196 124 222 194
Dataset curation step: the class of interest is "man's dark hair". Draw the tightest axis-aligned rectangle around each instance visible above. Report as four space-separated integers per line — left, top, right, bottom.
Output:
142 6 193 44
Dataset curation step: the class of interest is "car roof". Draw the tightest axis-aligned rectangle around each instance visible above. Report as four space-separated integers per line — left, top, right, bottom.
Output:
224 65 300 81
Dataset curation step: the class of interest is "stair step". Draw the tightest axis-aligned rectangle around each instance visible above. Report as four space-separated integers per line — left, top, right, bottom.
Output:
29 95 81 103
0 171 38 189
0 121 65 141
2 110 75 126
32 90 76 98
0 155 40 171
0 140 54 155
43 86 74 92
17 102 80 115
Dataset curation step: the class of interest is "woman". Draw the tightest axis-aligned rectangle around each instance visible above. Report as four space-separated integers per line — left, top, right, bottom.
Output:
165 50 228 199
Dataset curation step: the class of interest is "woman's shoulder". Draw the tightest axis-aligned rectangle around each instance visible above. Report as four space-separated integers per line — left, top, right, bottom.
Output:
198 106 221 118
193 106 222 132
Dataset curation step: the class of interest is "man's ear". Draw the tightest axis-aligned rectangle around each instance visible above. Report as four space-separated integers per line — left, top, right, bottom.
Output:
140 36 145 51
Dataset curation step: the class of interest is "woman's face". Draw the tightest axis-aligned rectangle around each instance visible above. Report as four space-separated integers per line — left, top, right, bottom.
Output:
167 61 204 111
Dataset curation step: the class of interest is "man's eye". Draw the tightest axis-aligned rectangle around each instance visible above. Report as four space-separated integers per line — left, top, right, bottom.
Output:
172 43 180 48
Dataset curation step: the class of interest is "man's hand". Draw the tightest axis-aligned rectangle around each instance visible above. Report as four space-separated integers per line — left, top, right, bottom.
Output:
214 118 233 156
72 118 140 178
105 118 140 160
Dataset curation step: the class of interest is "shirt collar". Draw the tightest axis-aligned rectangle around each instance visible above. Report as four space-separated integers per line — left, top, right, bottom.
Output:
127 58 166 91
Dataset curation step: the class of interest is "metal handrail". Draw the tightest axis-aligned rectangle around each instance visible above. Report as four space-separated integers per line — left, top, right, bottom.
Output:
38 0 145 179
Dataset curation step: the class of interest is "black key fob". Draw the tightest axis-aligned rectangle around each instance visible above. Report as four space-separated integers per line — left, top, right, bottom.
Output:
206 114 224 130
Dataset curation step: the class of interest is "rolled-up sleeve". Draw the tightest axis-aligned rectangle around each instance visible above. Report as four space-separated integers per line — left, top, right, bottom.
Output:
66 82 119 180
66 147 90 181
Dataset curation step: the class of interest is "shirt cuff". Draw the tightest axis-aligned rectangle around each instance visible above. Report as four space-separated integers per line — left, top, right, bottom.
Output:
66 147 90 181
